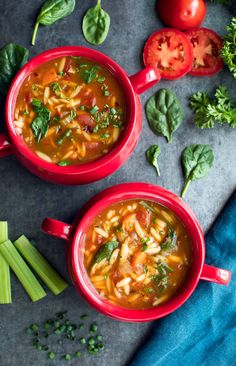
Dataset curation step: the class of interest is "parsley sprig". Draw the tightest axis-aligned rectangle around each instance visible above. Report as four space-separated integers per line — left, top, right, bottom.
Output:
221 17 236 79
190 86 236 129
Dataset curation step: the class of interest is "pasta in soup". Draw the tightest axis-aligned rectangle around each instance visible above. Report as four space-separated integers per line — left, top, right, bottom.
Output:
84 199 192 309
14 56 125 166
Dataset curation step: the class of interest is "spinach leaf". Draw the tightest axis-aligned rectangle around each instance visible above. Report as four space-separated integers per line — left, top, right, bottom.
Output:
146 88 184 143
94 241 118 264
146 145 161 176
31 99 51 142
32 0 76 45
0 43 29 95
82 0 110 45
181 144 214 197
161 230 177 251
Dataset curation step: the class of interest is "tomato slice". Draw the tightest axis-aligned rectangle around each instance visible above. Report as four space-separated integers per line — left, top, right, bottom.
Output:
143 28 193 80
185 28 224 76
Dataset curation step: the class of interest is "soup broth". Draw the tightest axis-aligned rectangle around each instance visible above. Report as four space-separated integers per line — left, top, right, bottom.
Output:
14 56 126 166
84 199 192 309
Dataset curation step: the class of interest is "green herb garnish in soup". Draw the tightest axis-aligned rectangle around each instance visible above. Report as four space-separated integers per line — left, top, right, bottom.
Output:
84 199 192 309
14 56 125 165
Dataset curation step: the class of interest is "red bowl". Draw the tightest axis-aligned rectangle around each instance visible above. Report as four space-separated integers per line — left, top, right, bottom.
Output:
0 46 160 185
41 183 231 322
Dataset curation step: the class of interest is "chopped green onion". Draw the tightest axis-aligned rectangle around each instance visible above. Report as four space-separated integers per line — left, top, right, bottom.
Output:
0 240 46 302
57 160 70 166
90 106 99 115
75 351 81 358
80 314 88 320
48 351 56 360
14 235 68 295
90 324 98 333
64 353 72 361
79 337 86 344
0 222 11 304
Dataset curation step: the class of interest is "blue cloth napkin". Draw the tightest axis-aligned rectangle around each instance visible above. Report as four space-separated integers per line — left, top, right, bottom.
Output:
129 191 236 366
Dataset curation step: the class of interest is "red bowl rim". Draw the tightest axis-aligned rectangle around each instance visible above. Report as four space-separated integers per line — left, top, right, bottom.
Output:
70 182 205 322
5 46 138 175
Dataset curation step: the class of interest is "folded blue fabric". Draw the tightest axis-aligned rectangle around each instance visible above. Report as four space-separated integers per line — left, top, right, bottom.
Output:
129 190 236 366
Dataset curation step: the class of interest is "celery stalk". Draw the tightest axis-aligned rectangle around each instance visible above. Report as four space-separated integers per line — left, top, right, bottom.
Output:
0 222 11 304
0 240 46 302
14 235 68 295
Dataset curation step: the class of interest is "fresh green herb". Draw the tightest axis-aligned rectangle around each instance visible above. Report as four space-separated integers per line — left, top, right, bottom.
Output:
97 76 105 83
90 323 98 333
0 43 29 95
94 241 119 263
190 86 236 129
56 129 72 145
32 84 39 91
144 265 148 274
139 201 156 213
58 71 65 76
0 240 46 302
64 353 72 361
80 337 86 344
80 314 88 320
79 323 84 330
82 0 110 45
57 160 71 166
156 262 173 275
222 17 236 78
82 66 99 84
90 105 99 115
14 235 68 295
141 237 150 252
75 351 81 357
48 351 56 360
161 230 177 251
24 110 29 116
146 88 184 143
181 144 214 197
101 84 110 96
0 222 11 304
50 82 62 94
31 0 76 45
99 132 110 139
104 90 110 96
31 99 51 142
146 145 161 176
145 287 154 293
80 105 86 111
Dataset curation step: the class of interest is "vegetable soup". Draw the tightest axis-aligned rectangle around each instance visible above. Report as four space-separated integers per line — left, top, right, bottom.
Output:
14 56 126 166
84 200 192 309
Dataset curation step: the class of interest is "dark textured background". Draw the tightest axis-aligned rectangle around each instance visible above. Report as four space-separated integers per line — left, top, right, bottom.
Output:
0 1 235 365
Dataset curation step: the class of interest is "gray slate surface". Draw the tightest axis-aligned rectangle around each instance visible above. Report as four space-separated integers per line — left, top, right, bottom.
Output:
0 1 235 366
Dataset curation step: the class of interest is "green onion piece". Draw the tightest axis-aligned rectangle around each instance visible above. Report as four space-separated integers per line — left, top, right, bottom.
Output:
0 240 46 302
0 222 12 304
14 235 68 295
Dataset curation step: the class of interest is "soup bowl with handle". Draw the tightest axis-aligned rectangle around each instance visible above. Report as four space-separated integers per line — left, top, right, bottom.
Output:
0 46 160 185
41 182 231 322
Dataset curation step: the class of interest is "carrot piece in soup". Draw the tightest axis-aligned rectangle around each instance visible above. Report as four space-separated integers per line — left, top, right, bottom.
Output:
42 68 58 86
131 251 147 267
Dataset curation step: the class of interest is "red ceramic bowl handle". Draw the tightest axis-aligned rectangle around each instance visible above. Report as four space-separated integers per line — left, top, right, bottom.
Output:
200 264 231 285
41 218 73 240
0 133 13 157
129 67 161 95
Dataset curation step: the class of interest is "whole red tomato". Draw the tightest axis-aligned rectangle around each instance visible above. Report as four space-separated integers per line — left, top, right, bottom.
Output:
157 0 206 31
